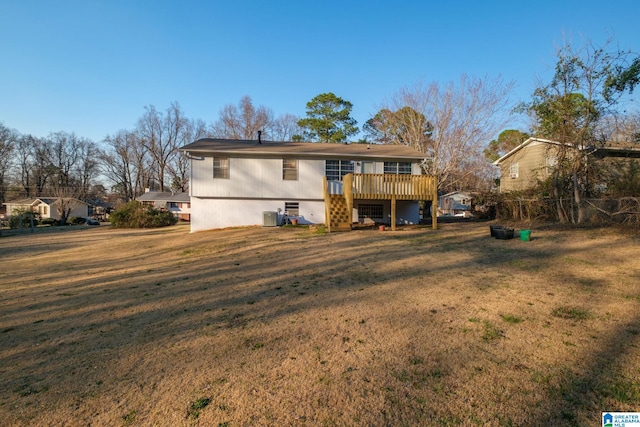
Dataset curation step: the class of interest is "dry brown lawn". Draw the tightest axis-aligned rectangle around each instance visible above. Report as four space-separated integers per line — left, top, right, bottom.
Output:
1 222 639 426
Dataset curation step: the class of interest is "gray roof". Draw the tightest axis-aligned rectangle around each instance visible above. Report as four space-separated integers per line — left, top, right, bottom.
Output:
3 197 87 206
590 143 640 159
494 137 640 164
137 192 190 203
3 198 36 206
181 138 428 161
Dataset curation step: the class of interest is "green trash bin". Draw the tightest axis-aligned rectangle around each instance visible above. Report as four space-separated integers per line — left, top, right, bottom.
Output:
520 229 531 241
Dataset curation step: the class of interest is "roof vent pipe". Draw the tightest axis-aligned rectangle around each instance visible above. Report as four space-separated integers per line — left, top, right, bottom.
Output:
258 130 262 144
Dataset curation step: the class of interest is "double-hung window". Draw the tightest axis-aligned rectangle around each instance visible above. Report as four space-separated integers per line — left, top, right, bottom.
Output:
509 162 519 179
213 157 230 179
545 157 557 176
325 160 354 181
384 162 412 174
283 159 298 180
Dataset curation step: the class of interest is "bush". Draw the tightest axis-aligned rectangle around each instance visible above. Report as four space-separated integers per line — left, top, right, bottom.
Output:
8 212 39 229
41 218 60 226
68 216 87 225
110 201 178 228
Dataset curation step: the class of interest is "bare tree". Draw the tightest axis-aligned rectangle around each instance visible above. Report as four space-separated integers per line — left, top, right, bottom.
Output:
270 113 303 141
167 118 209 193
42 131 99 224
47 131 80 191
14 134 51 197
75 138 98 201
136 102 189 192
363 107 432 151
377 75 514 191
0 123 18 206
51 185 82 225
100 130 151 201
594 112 640 142
44 131 97 201
211 95 274 140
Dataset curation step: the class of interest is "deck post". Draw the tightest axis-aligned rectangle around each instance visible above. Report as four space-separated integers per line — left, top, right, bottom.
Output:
344 174 354 226
432 187 438 230
323 176 331 232
391 194 396 231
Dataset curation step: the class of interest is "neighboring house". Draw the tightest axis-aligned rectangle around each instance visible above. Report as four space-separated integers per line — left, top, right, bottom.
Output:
493 138 564 192
438 191 474 217
136 191 191 221
493 137 640 192
180 138 438 232
3 197 89 220
87 198 116 222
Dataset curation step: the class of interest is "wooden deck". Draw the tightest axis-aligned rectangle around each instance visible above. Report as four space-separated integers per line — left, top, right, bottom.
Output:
324 173 438 232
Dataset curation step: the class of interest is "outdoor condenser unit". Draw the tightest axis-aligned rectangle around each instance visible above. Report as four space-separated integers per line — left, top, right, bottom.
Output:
263 211 278 227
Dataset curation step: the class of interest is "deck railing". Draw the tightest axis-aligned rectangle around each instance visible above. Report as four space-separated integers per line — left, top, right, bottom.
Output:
343 173 436 200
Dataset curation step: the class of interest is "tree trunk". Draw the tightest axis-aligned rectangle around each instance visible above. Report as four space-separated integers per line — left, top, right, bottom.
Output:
553 171 567 223
573 171 585 224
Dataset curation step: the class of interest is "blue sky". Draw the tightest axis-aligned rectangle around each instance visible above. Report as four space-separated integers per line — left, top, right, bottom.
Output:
1 0 638 143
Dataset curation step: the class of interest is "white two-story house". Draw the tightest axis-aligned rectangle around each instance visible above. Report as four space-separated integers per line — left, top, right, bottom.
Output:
180 138 437 233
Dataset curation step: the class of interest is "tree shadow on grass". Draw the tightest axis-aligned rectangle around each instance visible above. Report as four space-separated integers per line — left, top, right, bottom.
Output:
1 222 638 425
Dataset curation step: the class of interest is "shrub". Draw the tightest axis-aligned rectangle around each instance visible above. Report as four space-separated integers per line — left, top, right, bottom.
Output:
68 216 86 225
8 212 39 229
41 218 60 226
110 201 178 228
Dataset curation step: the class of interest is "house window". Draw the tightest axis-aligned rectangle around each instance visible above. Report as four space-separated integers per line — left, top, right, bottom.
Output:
284 202 299 216
384 162 412 174
213 157 230 179
358 204 383 220
283 159 298 180
509 162 519 179
545 157 557 176
325 160 354 181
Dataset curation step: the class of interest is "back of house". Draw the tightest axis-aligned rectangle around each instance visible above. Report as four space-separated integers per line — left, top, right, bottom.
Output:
180 138 433 232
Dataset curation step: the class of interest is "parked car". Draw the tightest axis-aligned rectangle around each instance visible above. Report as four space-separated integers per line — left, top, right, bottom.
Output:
85 218 100 226
454 211 474 218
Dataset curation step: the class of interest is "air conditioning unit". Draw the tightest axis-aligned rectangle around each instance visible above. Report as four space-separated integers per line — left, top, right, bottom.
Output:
263 211 278 227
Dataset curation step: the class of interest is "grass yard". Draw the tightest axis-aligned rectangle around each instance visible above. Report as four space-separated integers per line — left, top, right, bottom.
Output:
0 222 639 426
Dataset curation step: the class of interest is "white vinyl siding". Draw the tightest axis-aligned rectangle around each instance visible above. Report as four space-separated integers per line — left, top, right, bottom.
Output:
192 157 325 199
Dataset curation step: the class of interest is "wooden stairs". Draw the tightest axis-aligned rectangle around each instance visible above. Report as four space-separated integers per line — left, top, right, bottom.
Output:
327 194 352 232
